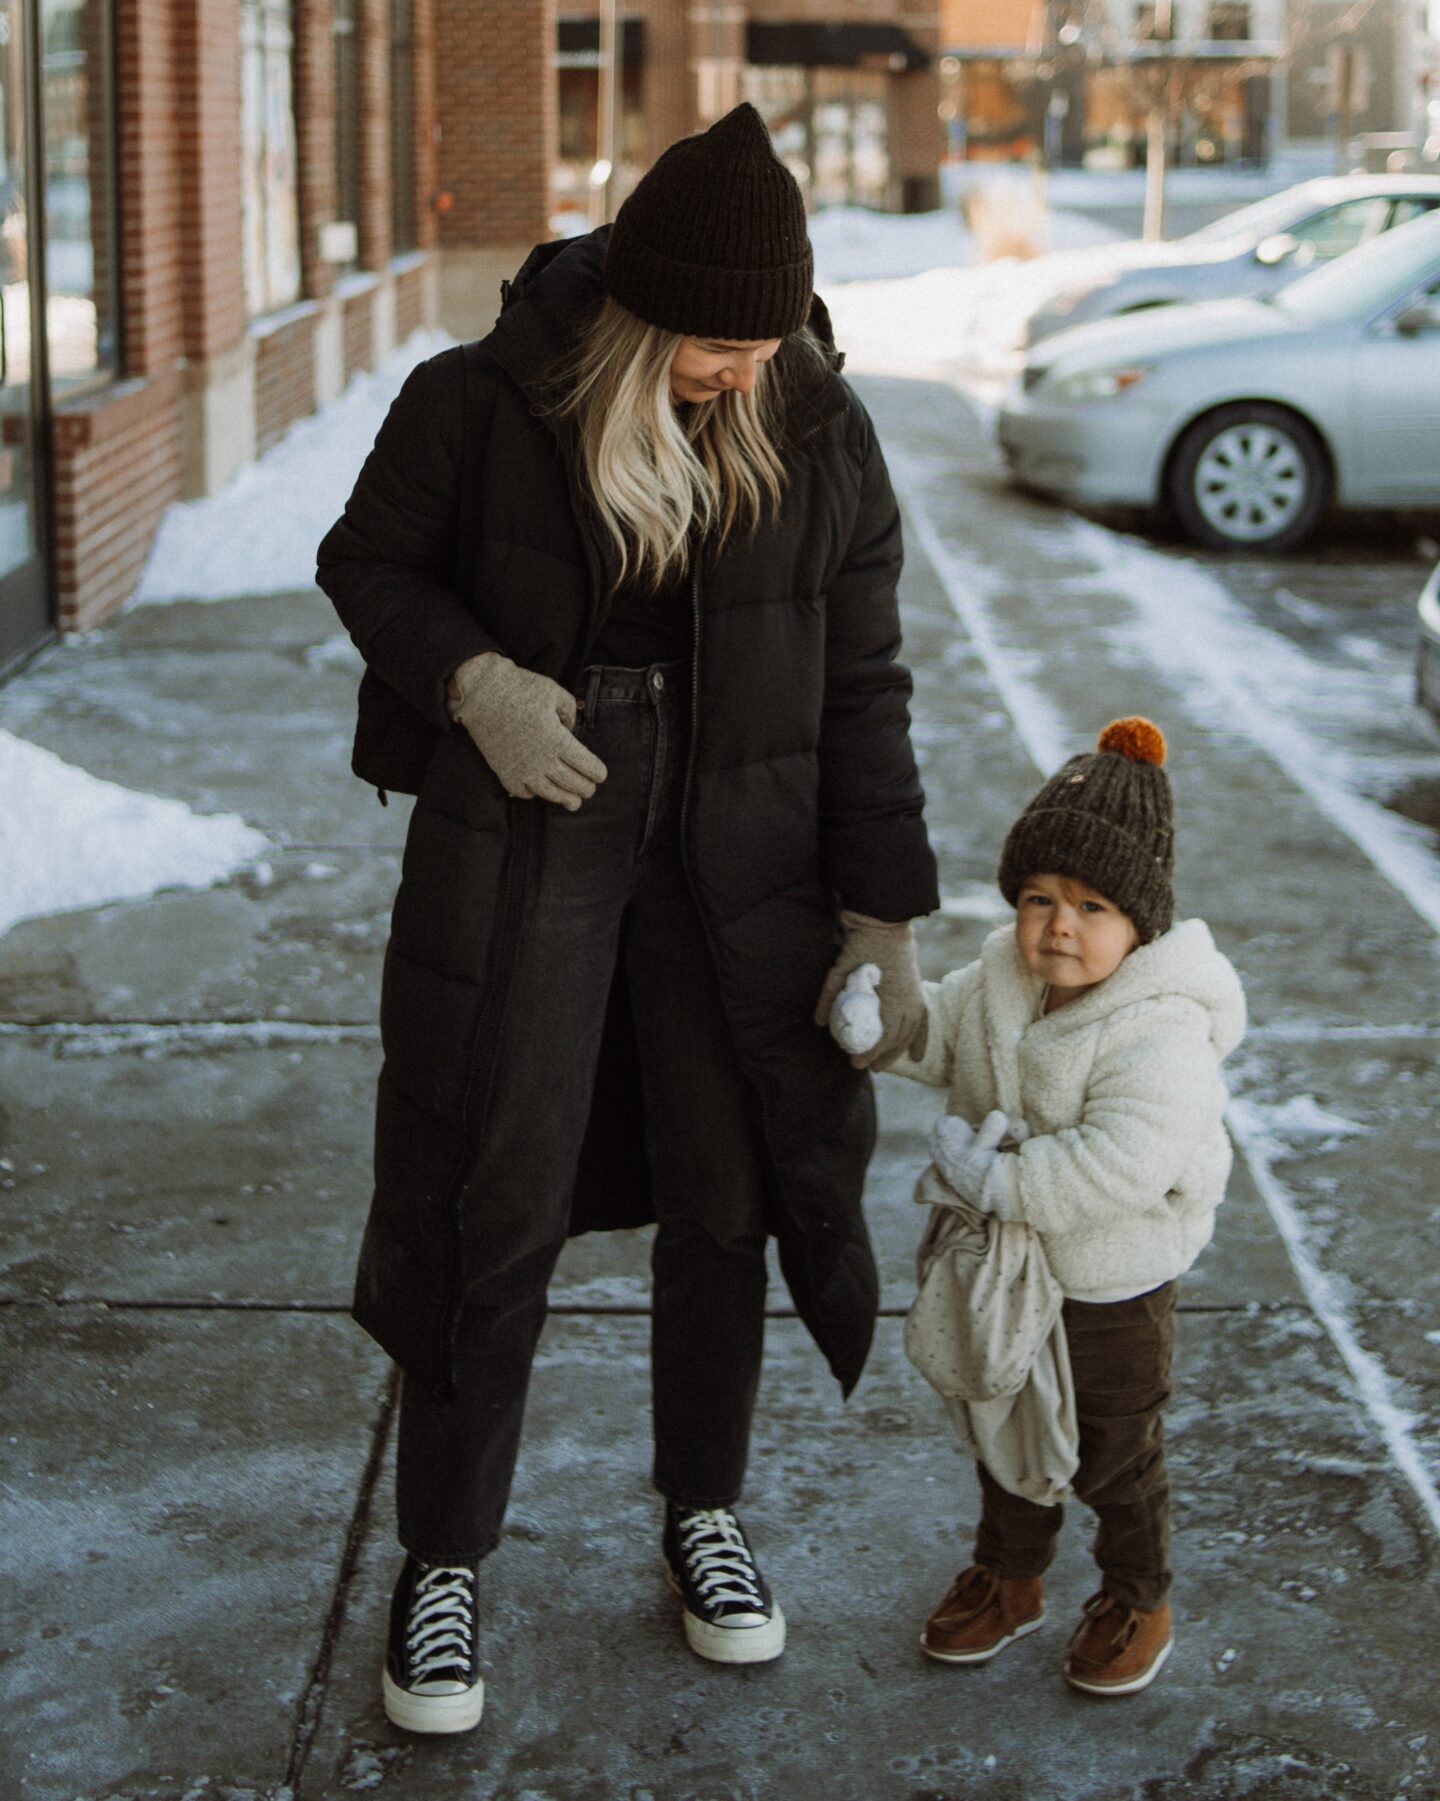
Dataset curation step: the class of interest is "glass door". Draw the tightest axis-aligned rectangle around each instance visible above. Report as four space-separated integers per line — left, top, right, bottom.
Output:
0 0 51 673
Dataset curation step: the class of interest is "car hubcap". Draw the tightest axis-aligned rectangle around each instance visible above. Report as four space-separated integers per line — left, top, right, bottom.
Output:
1193 423 1307 542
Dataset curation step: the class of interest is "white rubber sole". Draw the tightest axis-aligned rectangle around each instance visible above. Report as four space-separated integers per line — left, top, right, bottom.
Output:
665 1567 787 1664
1064 1634 1172 1696
920 1607 1045 1665
382 1666 485 1734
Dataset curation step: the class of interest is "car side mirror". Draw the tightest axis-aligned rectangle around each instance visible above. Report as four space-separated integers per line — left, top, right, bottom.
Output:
1254 232 1300 266
1395 300 1440 335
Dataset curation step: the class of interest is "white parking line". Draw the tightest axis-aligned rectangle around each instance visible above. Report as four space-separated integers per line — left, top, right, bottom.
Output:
895 466 1440 1540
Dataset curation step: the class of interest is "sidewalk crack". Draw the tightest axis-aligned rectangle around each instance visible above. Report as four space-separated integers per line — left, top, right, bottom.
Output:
284 1367 397 1796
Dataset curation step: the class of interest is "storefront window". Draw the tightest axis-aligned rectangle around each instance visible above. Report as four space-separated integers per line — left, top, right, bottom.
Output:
241 0 301 316
390 0 416 254
41 0 119 391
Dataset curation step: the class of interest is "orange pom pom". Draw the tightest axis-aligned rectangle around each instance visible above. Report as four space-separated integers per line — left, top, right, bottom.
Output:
1097 717 1167 766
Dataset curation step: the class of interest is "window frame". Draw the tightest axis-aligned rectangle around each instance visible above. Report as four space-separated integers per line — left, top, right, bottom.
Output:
39 0 123 401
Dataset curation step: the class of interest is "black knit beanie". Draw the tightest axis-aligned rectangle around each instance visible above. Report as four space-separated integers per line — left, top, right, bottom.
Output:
603 103 813 340
997 718 1176 942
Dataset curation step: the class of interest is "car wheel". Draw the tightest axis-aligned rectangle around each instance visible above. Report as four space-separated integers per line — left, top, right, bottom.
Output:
1167 403 1329 551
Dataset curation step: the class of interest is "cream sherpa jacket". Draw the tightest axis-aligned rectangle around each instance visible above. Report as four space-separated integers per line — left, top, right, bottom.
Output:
887 919 1247 1302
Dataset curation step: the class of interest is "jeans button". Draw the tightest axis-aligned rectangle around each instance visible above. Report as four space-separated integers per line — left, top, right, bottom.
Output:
651 669 665 693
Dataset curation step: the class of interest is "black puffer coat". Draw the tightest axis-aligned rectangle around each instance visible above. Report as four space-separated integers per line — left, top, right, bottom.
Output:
316 229 939 1399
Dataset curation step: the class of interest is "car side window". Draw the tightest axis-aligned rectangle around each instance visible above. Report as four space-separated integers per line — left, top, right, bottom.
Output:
1389 198 1440 228
1287 198 1394 264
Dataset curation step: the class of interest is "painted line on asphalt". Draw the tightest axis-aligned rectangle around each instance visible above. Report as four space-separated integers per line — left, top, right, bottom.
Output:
1227 1102 1440 1538
1246 1021 1440 1043
9 1017 1439 1049
1065 512 1440 941
897 469 1440 1541
0 1019 381 1054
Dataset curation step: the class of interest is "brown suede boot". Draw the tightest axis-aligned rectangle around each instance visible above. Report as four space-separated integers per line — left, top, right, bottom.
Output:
1063 1592 1173 1695
920 1564 1045 1665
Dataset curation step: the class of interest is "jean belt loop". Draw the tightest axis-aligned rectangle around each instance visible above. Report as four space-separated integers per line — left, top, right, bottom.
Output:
580 666 603 719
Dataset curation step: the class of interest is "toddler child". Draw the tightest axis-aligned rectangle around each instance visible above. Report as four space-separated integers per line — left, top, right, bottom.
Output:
870 718 1245 1695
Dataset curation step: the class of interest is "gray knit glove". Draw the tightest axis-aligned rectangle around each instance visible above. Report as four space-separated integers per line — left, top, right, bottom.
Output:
448 653 607 810
814 909 928 1069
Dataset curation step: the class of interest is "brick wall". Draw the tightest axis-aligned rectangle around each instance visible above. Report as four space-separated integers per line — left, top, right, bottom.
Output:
176 0 247 361
342 290 376 381
255 315 320 452
437 0 554 247
15 0 438 641
412 0 439 250
115 0 184 375
358 0 393 267
51 375 184 633
297 0 340 303
393 261 428 340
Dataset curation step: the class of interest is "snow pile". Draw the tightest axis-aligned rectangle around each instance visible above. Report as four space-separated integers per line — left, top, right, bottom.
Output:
816 203 1122 391
0 731 268 939
811 205 984 283
132 327 456 606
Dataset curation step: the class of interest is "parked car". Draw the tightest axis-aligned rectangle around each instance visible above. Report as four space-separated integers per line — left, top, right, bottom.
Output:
1024 176 1440 347
998 211 1440 551
1417 560 1440 725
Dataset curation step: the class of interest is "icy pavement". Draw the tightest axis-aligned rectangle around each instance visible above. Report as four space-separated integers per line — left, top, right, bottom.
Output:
3 384 1440 1796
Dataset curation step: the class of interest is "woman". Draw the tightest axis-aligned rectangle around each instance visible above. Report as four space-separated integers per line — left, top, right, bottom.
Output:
317 103 938 1736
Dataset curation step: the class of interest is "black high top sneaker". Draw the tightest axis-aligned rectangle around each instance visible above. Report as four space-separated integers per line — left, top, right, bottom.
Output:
382 1556 485 1734
663 1504 786 1664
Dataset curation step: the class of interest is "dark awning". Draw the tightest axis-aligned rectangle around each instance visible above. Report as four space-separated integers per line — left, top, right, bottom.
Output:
746 22 930 72
556 17 645 69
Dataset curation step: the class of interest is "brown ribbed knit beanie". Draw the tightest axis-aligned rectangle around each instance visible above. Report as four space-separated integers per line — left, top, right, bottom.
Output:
603 103 813 340
997 718 1176 942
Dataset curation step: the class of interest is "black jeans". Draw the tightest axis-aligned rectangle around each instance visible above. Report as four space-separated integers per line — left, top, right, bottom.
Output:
974 1281 1177 1612
396 662 771 1564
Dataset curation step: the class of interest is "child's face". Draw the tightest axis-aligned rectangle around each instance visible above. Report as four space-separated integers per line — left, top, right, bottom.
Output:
1015 873 1140 1007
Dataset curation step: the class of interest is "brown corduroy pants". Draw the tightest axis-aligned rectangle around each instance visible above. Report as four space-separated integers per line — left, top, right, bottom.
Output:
974 1281 1177 1612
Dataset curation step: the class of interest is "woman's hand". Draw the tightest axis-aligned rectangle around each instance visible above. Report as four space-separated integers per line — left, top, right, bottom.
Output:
814 910 928 1068
448 653 608 810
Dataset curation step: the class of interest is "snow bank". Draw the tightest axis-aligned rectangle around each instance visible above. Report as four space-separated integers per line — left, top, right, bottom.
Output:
132 328 456 606
0 732 268 939
817 205 1122 393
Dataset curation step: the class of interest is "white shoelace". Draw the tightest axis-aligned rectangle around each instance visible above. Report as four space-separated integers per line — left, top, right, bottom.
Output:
675 1509 766 1613
405 1564 476 1683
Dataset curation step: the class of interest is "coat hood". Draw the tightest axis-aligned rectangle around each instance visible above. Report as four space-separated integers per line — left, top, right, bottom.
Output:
484 226 848 437
981 917 1246 1060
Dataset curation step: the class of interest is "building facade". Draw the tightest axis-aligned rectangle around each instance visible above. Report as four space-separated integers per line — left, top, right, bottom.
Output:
2 3 945 666
437 2 944 340
938 0 1282 168
0 0 440 674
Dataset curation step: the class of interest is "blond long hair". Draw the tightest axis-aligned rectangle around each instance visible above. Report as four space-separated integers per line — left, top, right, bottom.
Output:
555 297 823 591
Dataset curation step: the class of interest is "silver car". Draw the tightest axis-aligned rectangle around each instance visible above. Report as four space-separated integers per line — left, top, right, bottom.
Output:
1025 176 1440 347
998 211 1440 550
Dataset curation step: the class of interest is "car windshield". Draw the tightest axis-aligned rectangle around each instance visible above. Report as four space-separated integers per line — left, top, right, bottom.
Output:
1271 214 1440 323
1182 188 1326 246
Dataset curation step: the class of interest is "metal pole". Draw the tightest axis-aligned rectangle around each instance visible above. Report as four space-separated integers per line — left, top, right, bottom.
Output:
597 0 620 222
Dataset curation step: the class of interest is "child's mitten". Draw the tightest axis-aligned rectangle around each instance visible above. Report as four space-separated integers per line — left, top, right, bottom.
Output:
829 963 884 1056
929 1109 1022 1220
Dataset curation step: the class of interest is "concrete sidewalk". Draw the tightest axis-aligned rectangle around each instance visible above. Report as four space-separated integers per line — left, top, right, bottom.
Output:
2 376 1437 1801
